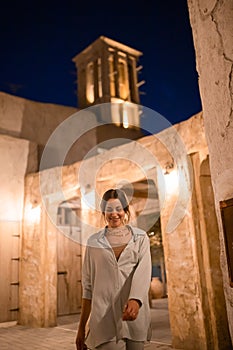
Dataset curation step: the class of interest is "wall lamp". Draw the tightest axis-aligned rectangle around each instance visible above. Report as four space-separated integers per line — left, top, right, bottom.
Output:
164 162 174 175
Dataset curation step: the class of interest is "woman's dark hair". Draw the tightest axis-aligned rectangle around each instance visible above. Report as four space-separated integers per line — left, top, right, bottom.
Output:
100 188 130 222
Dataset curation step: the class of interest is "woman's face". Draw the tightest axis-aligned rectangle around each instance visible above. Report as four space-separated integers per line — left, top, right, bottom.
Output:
104 198 125 228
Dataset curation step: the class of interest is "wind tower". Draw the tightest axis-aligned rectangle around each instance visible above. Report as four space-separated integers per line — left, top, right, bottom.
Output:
72 36 145 131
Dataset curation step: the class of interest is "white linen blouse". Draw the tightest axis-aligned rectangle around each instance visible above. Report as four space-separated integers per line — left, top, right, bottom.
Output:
82 225 152 348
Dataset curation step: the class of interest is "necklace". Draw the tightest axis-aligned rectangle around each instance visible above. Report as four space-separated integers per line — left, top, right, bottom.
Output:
106 226 130 237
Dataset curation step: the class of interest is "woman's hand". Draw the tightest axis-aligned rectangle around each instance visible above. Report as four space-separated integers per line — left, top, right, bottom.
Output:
122 299 140 321
75 328 87 350
75 298 91 349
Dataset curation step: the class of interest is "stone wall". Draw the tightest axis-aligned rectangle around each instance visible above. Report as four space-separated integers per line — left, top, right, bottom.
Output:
0 92 96 168
0 92 77 143
187 0 233 346
0 134 37 322
20 173 57 327
0 134 37 223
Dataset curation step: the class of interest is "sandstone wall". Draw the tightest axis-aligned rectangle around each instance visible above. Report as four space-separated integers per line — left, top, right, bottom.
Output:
0 134 37 322
0 92 98 169
0 92 77 143
187 0 233 345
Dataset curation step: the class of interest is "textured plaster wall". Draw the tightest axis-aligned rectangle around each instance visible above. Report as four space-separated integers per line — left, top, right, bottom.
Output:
20 174 57 327
0 135 37 321
0 93 25 137
0 134 37 223
0 92 101 169
21 97 78 147
0 92 77 144
187 0 233 344
190 153 230 349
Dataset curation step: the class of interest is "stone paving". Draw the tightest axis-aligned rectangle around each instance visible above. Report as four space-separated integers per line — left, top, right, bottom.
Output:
0 299 174 349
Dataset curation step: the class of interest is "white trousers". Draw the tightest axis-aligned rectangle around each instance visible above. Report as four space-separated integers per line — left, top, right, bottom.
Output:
95 339 144 349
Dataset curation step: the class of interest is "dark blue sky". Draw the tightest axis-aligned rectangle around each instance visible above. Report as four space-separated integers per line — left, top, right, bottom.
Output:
0 0 202 126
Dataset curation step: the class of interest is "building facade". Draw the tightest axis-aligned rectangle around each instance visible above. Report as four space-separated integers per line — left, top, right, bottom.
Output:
0 30 232 350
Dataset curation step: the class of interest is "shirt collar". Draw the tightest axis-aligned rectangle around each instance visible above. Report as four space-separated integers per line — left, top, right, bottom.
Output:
97 224 144 245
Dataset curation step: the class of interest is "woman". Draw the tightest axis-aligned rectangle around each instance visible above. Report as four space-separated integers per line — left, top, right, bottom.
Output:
76 188 152 350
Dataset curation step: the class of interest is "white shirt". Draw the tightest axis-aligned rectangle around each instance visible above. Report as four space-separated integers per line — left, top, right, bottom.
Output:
82 225 152 348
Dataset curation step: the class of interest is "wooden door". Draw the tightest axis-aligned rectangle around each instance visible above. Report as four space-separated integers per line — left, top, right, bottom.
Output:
0 221 20 322
57 229 82 316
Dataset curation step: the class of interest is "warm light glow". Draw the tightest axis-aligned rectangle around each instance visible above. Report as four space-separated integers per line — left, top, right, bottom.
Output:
0 190 23 221
0 207 21 222
86 62 94 103
109 54 116 97
25 204 41 224
98 58 102 98
164 170 178 196
118 58 129 100
123 108 129 128
111 101 121 125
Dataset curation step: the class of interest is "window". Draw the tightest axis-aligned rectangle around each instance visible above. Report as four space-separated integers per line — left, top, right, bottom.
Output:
118 57 129 100
86 62 94 103
108 54 116 97
57 199 81 237
98 58 102 98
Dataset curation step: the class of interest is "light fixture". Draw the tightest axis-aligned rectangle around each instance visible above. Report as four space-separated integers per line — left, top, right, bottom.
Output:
164 162 174 175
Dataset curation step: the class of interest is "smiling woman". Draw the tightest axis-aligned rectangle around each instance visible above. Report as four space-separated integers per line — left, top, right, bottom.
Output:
75 188 152 350
101 190 132 260
100 188 130 228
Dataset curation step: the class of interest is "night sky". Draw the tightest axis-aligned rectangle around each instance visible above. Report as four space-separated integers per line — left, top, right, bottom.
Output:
0 0 202 127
